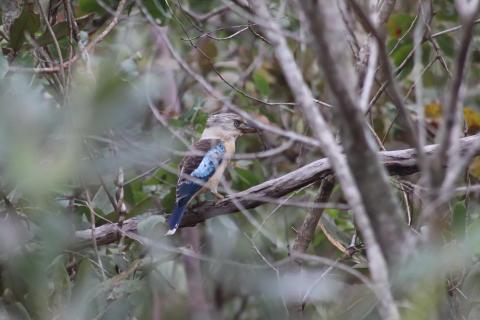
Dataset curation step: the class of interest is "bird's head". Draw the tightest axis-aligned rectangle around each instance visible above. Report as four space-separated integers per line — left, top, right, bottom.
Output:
203 113 258 139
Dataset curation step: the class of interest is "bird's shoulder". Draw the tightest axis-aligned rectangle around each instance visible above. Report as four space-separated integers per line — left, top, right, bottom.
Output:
180 139 224 176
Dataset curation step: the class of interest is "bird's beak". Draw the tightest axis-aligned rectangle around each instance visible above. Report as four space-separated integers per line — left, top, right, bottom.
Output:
238 120 259 134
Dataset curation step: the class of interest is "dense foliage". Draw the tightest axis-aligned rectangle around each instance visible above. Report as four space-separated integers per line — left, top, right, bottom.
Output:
1 0 480 319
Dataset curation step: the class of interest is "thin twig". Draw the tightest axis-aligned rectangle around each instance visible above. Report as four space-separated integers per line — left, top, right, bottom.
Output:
431 17 480 38
180 3 230 22
350 0 423 165
138 1 323 148
34 0 66 88
432 0 480 196
84 189 107 280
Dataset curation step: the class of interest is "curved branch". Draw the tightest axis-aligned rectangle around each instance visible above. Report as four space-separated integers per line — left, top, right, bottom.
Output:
74 134 480 247
292 175 335 256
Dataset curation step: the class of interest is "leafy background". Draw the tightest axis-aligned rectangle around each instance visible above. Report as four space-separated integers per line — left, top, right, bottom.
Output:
1 0 480 319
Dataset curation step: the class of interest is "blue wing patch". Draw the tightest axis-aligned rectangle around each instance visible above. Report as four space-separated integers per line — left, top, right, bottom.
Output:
176 142 225 207
167 140 225 233
190 143 225 181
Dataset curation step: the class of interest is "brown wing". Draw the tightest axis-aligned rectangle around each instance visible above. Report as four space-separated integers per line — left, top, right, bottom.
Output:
180 139 223 176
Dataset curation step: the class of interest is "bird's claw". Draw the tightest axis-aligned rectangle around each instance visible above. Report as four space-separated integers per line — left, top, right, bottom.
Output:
212 191 225 202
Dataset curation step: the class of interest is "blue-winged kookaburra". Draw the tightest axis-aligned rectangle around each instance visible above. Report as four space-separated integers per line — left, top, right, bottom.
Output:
166 113 257 235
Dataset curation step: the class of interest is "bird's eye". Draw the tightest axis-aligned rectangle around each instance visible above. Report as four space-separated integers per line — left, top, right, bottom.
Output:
233 120 241 128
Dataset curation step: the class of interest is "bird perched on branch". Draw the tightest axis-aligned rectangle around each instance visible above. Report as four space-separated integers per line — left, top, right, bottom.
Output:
166 113 258 235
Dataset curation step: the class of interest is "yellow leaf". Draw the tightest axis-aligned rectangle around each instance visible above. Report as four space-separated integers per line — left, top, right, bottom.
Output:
464 107 480 134
425 102 442 119
469 156 480 179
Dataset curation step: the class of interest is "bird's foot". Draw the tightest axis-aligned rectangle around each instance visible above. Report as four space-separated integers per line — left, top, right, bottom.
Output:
212 191 225 202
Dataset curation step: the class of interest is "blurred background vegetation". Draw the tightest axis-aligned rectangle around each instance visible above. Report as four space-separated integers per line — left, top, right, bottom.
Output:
1 0 480 319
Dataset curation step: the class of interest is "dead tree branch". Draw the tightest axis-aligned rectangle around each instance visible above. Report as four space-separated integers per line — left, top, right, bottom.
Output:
301 0 407 262
75 134 480 245
292 176 335 255
297 2 405 318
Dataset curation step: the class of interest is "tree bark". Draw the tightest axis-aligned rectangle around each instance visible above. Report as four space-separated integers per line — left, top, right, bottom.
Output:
74 134 480 247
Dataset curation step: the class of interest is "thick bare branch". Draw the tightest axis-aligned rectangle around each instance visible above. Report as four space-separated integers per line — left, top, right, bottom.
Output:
246 4 399 316
378 0 397 25
274 3 405 317
299 0 407 260
75 133 480 247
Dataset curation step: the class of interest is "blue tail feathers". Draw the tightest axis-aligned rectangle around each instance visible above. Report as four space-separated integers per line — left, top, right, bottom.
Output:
166 181 202 235
166 204 186 235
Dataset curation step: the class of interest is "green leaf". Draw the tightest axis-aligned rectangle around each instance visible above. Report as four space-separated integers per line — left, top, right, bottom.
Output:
392 43 413 67
161 187 176 212
79 0 105 14
387 13 415 39
193 110 208 133
392 43 413 79
126 196 153 217
9 4 41 51
143 0 169 21
75 259 96 283
124 179 145 206
35 14 94 47
232 167 260 189
436 35 455 58
253 71 271 97
153 167 178 186
452 201 467 238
